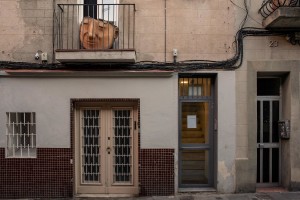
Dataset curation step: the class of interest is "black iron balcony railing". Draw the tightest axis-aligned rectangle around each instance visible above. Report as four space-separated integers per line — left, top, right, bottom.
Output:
259 0 300 18
54 4 135 51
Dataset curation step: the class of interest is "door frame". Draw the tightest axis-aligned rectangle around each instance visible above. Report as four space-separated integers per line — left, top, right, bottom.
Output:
72 99 139 196
256 96 282 187
178 75 215 188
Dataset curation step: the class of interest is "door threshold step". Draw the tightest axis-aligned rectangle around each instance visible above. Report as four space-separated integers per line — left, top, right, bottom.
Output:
256 187 288 193
75 194 137 198
178 188 217 193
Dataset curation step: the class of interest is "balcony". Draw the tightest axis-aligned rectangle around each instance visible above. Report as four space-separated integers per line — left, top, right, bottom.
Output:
54 4 136 64
259 0 300 30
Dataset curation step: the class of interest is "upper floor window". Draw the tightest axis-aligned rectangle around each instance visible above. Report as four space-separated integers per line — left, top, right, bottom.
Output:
83 0 118 21
6 112 36 158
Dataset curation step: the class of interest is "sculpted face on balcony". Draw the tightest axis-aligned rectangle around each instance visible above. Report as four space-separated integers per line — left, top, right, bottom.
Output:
80 17 119 49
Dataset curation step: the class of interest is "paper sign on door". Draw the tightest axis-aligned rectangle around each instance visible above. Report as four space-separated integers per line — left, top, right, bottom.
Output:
187 115 197 128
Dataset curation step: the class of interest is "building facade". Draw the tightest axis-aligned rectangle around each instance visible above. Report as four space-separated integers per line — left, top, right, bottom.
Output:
0 0 300 198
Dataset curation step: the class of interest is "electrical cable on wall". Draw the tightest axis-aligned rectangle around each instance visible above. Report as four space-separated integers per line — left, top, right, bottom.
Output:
0 0 296 71
0 28 289 71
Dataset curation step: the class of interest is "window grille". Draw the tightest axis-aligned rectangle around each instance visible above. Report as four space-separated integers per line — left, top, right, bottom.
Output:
112 109 133 183
81 109 101 183
6 112 36 158
179 77 212 98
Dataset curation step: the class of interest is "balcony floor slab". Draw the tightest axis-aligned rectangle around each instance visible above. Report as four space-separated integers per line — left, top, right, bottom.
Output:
263 7 300 29
55 49 136 64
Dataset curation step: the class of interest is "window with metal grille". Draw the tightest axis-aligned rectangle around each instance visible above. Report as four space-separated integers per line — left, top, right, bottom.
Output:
113 109 133 183
6 112 36 158
179 77 212 98
81 109 101 183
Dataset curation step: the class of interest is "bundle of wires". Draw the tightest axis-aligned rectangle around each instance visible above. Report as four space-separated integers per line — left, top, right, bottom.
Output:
0 0 292 71
132 0 287 71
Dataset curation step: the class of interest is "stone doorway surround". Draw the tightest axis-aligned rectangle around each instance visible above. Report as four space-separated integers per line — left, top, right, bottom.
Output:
235 60 300 192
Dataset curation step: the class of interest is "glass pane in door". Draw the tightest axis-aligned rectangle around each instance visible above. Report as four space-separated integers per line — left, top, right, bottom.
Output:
257 78 280 96
257 148 260 182
181 102 209 144
263 148 270 183
272 148 279 182
181 150 209 184
112 109 132 183
257 101 261 143
263 101 270 143
257 99 280 185
272 101 280 143
82 109 101 183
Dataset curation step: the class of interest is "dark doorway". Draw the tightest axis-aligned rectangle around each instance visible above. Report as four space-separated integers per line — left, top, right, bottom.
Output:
257 78 281 187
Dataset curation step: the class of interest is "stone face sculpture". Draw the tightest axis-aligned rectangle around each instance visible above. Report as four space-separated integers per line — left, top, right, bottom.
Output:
80 17 119 49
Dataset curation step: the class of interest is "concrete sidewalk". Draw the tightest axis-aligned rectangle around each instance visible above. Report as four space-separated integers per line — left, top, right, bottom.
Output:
73 192 300 200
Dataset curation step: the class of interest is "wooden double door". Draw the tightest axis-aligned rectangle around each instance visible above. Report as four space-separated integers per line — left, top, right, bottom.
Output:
74 102 139 196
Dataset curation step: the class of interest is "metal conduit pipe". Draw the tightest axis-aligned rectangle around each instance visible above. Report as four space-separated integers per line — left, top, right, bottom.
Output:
164 0 167 63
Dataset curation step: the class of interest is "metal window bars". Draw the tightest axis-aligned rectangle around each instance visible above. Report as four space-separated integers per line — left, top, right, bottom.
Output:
179 78 211 98
54 3 135 50
112 109 133 183
259 0 299 19
6 112 36 158
81 109 101 183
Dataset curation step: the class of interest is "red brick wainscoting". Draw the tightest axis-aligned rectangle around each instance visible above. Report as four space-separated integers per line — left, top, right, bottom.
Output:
139 149 175 196
0 148 175 198
0 148 73 198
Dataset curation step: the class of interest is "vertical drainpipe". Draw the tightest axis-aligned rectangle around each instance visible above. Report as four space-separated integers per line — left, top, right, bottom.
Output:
52 0 56 63
164 0 167 63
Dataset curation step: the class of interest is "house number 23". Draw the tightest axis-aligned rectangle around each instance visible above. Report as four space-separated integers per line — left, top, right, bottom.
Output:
269 40 279 47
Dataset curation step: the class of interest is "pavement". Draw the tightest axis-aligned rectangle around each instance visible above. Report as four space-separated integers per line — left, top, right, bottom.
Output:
72 192 300 200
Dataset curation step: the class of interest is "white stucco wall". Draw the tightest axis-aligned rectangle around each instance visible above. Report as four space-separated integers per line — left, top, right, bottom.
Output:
0 71 236 193
216 71 236 193
0 75 178 149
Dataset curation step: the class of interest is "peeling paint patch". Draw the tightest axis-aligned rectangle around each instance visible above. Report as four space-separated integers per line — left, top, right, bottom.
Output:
218 161 236 193
219 161 232 179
